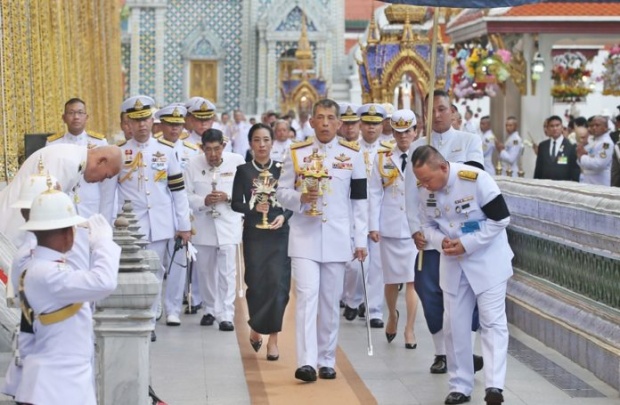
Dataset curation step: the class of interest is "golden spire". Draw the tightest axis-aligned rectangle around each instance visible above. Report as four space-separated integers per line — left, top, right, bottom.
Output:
400 9 415 48
295 11 314 72
366 11 380 45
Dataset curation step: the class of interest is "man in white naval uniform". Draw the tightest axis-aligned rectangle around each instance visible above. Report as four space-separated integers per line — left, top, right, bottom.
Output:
341 103 386 327
368 109 419 349
153 105 201 326
405 90 484 375
495 117 523 177
277 99 368 382
185 129 245 331
116 95 191 341
577 115 613 185
479 116 496 175
0 143 122 256
45 98 116 222
16 189 120 405
270 119 292 162
413 145 512 405
184 97 217 148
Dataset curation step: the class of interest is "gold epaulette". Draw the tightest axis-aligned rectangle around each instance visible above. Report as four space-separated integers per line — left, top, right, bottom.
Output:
380 140 396 149
153 131 163 139
458 170 478 181
116 139 127 147
157 138 175 148
339 138 360 151
179 131 189 140
183 141 199 150
46 133 63 143
377 147 392 154
86 131 106 140
291 136 314 150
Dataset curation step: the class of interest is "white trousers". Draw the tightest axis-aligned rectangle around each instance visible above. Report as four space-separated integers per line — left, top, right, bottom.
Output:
444 272 508 395
342 238 383 318
196 244 237 323
293 258 345 369
164 240 188 317
147 240 168 327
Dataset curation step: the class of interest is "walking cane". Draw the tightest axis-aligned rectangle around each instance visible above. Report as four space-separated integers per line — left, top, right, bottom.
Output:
237 244 244 298
185 245 193 310
164 237 183 279
359 260 374 356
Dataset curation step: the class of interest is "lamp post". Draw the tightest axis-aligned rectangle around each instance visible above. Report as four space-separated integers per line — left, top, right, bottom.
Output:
530 52 545 96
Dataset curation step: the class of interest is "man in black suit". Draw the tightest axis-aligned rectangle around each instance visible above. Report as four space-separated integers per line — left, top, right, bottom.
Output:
534 115 580 182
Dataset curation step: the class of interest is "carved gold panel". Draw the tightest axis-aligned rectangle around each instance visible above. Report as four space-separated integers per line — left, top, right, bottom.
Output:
0 0 122 183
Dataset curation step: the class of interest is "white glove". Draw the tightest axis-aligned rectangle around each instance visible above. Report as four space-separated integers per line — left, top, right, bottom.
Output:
88 214 113 248
186 241 198 262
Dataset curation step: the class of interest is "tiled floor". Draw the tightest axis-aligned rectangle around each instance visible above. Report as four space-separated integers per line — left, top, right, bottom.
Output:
1 297 618 405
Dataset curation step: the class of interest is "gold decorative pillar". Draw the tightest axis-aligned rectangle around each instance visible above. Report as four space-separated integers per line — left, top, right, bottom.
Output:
0 0 122 183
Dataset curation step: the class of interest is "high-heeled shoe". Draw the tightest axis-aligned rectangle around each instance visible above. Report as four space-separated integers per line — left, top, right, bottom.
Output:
266 346 279 361
385 310 399 343
250 337 263 353
404 331 417 349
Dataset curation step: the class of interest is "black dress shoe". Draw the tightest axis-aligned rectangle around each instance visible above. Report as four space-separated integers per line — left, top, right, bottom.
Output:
343 305 358 321
430 355 447 374
184 304 201 315
369 318 384 328
295 365 317 382
200 313 215 326
444 392 470 404
473 354 484 373
219 321 234 331
150 331 157 342
357 303 366 318
318 366 337 379
405 342 417 349
484 387 504 405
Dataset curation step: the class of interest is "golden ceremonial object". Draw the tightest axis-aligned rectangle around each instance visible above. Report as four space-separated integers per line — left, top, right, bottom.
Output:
252 169 279 229
301 148 331 217
210 167 221 218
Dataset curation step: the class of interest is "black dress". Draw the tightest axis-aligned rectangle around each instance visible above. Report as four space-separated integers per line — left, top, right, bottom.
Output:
231 160 292 334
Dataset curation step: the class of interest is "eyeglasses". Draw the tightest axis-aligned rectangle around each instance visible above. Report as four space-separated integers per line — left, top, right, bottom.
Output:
65 111 87 117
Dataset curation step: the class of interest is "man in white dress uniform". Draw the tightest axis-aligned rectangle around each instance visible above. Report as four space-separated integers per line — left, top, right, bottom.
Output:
185 129 245 331
413 145 512 405
496 117 523 177
116 95 191 341
276 99 368 382
15 188 120 405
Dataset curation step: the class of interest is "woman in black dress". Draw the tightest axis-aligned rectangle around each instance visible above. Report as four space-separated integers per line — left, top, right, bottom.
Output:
231 123 292 361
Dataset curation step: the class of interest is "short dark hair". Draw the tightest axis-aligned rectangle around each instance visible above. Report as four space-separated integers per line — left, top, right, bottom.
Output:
65 98 85 110
425 89 450 103
506 116 517 122
480 115 490 122
201 128 224 145
248 123 273 143
411 145 447 169
450 104 458 113
312 99 339 117
574 116 587 127
547 115 562 125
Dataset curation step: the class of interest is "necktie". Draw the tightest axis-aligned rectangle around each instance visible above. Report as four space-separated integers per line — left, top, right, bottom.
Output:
551 140 556 157
401 153 407 172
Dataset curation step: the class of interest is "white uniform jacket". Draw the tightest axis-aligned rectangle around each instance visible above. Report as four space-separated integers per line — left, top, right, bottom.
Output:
16 240 120 405
276 136 368 263
46 131 116 222
185 152 245 246
498 131 523 177
368 146 410 238
271 139 292 162
0 144 88 246
418 163 513 295
578 132 613 185
228 122 251 157
116 137 191 242
405 128 484 241
171 139 202 172
481 130 496 175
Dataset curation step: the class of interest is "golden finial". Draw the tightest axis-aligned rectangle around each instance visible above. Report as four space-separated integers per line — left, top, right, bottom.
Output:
295 11 314 72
